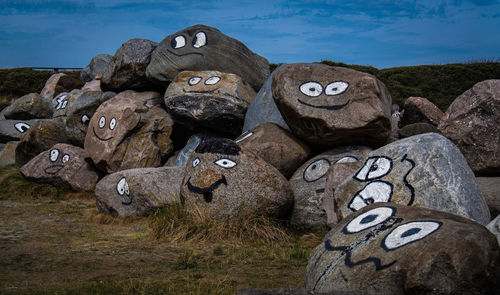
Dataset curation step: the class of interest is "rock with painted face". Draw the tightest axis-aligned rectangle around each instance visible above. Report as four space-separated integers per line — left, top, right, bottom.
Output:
95 166 184 217
235 122 311 178
165 70 256 135
20 143 99 192
1 93 53 120
438 80 500 175
84 90 174 173
102 38 160 92
0 119 49 143
146 24 270 92
335 133 491 225
81 53 113 82
306 203 500 294
180 137 293 220
289 146 372 230
272 64 392 147
40 73 84 99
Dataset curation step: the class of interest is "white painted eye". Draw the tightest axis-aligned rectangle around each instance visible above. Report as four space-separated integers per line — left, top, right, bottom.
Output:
98 116 106 128
348 181 393 211
50 149 60 162
81 115 90 125
14 122 30 133
188 76 202 86
299 82 323 97
344 206 395 234
354 156 392 181
215 158 236 169
171 35 186 49
335 156 358 164
192 157 200 168
55 94 68 110
109 118 117 130
192 32 207 48
303 158 331 182
382 221 442 250
235 131 253 143
116 177 130 196
205 76 221 85
325 81 349 96
61 154 70 163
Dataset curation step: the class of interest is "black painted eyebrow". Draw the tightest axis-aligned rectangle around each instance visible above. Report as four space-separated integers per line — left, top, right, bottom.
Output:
195 137 241 155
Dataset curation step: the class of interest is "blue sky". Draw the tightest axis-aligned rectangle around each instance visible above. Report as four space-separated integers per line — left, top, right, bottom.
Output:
0 0 499 69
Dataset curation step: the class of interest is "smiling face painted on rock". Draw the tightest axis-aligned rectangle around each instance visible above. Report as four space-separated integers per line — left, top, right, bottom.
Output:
181 72 223 95
44 148 71 175
298 80 350 110
116 177 132 205
168 30 207 58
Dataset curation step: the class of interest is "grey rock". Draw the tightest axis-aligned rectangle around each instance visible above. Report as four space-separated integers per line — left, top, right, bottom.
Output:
1 93 53 120
0 119 49 143
174 133 203 166
0 141 19 168
476 177 500 217
81 54 113 82
486 215 500 245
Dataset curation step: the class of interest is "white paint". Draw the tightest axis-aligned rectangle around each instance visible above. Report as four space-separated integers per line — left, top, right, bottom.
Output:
235 131 253 143
99 116 106 128
116 177 130 196
215 158 236 169
55 94 68 110
192 157 200 168
383 221 441 250
14 122 30 133
173 35 186 48
109 118 117 130
354 157 392 181
188 76 202 86
303 159 330 182
345 206 395 233
193 32 207 48
349 181 392 211
50 149 60 162
81 115 90 124
62 154 70 163
205 76 221 85
335 156 358 164
299 82 323 97
325 81 349 96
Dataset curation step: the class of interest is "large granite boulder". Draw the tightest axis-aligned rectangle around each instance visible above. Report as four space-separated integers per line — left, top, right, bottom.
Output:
102 38 160 92
95 166 184 217
235 122 310 178
306 203 500 295
0 93 53 120
272 64 392 147
0 119 48 143
84 90 174 173
80 53 112 82
146 24 270 92
165 70 256 135
438 79 500 175
335 133 491 225
289 146 372 231
0 141 19 168
20 143 99 192
180 137 293 220
40 73 84 99
401 96 444 126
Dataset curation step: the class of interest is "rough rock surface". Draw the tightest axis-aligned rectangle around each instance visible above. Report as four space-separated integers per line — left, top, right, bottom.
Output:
82 79 102 91
272 64 392 147
335 133 491 225
1 93 53 120
438 79 500 175
146 24 270 92
398 122 438 138
306 203 500 295
402 96 444 126
20 143 99 192
235 122 310 178
476 177 500 216
173 133 203 166
40 73 84 99
80 54 113 82
486 215 500 245
0 119 48 143
95 166 184 217
0 141 19 168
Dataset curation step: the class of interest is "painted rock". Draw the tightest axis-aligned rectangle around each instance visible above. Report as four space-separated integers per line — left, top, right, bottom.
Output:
398 122 438 138
81 53 112 82
180 137 293 220
84 90 174 173
272 64 392 147
242 64 290 132
486 215 500 245
335 133 491 225
476 177 500 217
173 133 203 167
165 70 256 135
306 203 500 294
146 24 270 92
235 122 311 178
0 141 19 168
20 143 99 192
289 146 372 230
1 93 53 120
438 79 500 175
95 166 184 217
0 119 48 143
102 38 160 92
40 73 84 99
402 97 444 126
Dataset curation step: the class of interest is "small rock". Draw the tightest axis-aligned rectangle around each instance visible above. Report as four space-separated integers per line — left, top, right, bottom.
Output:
173 133 203 166
402 96 444 126
1 93 53 120
80 54 113 82
476 177 500 217
40 73 84 99
398 122 438 138
486 215 500 245
81 79 102 91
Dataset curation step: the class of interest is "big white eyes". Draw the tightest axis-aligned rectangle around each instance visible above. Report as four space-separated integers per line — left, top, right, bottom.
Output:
325 81 349 96
299 81 349 97
344 206 395 234
14 122 30 133
300 82 323 97
116 177 130 196
382 221 442 251
187 76 221 86
109 118 117 130
81 115 90 125
205 76 220 85
215 158 236 169
98 116 117 130
50 149 60 162
99 116 106 128
355 156 392 181
171 35 186 49
192 157 200 168
193 32 207 48
188 76 202 86
303 158 331 182
62 154 70 163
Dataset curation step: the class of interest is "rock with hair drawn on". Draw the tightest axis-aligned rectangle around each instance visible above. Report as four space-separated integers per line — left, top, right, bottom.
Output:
84 90 174 173
95 166 184 217
180 137 293 220
289 146 372 231
146 24 270 91
306 203 500 295
235 122 310 178
40 73 84 99
0 119 49 143
335 133 491 225
165 70 256 135
0 93 53 120
81 53 112 82
20 143 99 192
272 63 392 147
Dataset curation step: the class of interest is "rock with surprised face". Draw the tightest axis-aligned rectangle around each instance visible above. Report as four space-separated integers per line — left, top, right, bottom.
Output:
180 137 293 220
272 63 392 147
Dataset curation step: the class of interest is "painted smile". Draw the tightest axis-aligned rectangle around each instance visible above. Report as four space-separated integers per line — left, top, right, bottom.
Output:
44 165 64 175
121 196 132 205
297 99 350 110
186 175 227 203
93 127 114 141
182 88 220 94
167 49 204 57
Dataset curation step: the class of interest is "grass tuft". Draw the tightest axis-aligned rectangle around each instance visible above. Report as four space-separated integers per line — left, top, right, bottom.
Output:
84 208 147 225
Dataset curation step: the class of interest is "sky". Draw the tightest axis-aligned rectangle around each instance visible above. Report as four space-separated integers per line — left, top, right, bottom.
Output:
0 0 499 69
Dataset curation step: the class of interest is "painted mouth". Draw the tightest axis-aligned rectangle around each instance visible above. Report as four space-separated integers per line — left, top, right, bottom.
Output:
186 175 227 203
166 49 204 57
297 99 350 110
44 165 64 175
92 127 114 142
121 196 132 205
182 87 220 94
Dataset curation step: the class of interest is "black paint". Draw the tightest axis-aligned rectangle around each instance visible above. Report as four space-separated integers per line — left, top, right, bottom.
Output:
195 137 240 155
92 126 114 142
44 164 64 175
400 154 416 206
297 99 350 110
186 175 227 203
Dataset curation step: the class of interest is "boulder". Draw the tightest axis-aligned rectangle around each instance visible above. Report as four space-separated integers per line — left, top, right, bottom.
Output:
102 38 160 92
80 54 113 82
173 133 203 166
306 203 500 295
438 80 500 175
486 215 500 245
476 177 500 216
289 146 372 231
20 143 99 191
0 141 19 168
398 122 438 138
40 73 84 99
0 119 49 143
335 133 491 225
82 79 102 91
84 90 174 173
95 166 184 217
235 122 311 178
401 96 444 126
272 64 392 147
180 137 293 220
1 93 53 120
164 70 256 135
146 24 270 92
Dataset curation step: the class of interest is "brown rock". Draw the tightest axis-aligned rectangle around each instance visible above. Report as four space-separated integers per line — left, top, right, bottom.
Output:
477 177 500 217
1 93 53 120
82 79 101 91
398 122 438 138
0 141 19 168
402 96 444 126
40 73 83 99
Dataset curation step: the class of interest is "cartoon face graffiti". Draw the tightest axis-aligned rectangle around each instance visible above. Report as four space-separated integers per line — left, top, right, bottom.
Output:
116 177 132 205
14 122 30 133
44 148 71 175
52 92 70 118
297 80 350 110
181 72 223 95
